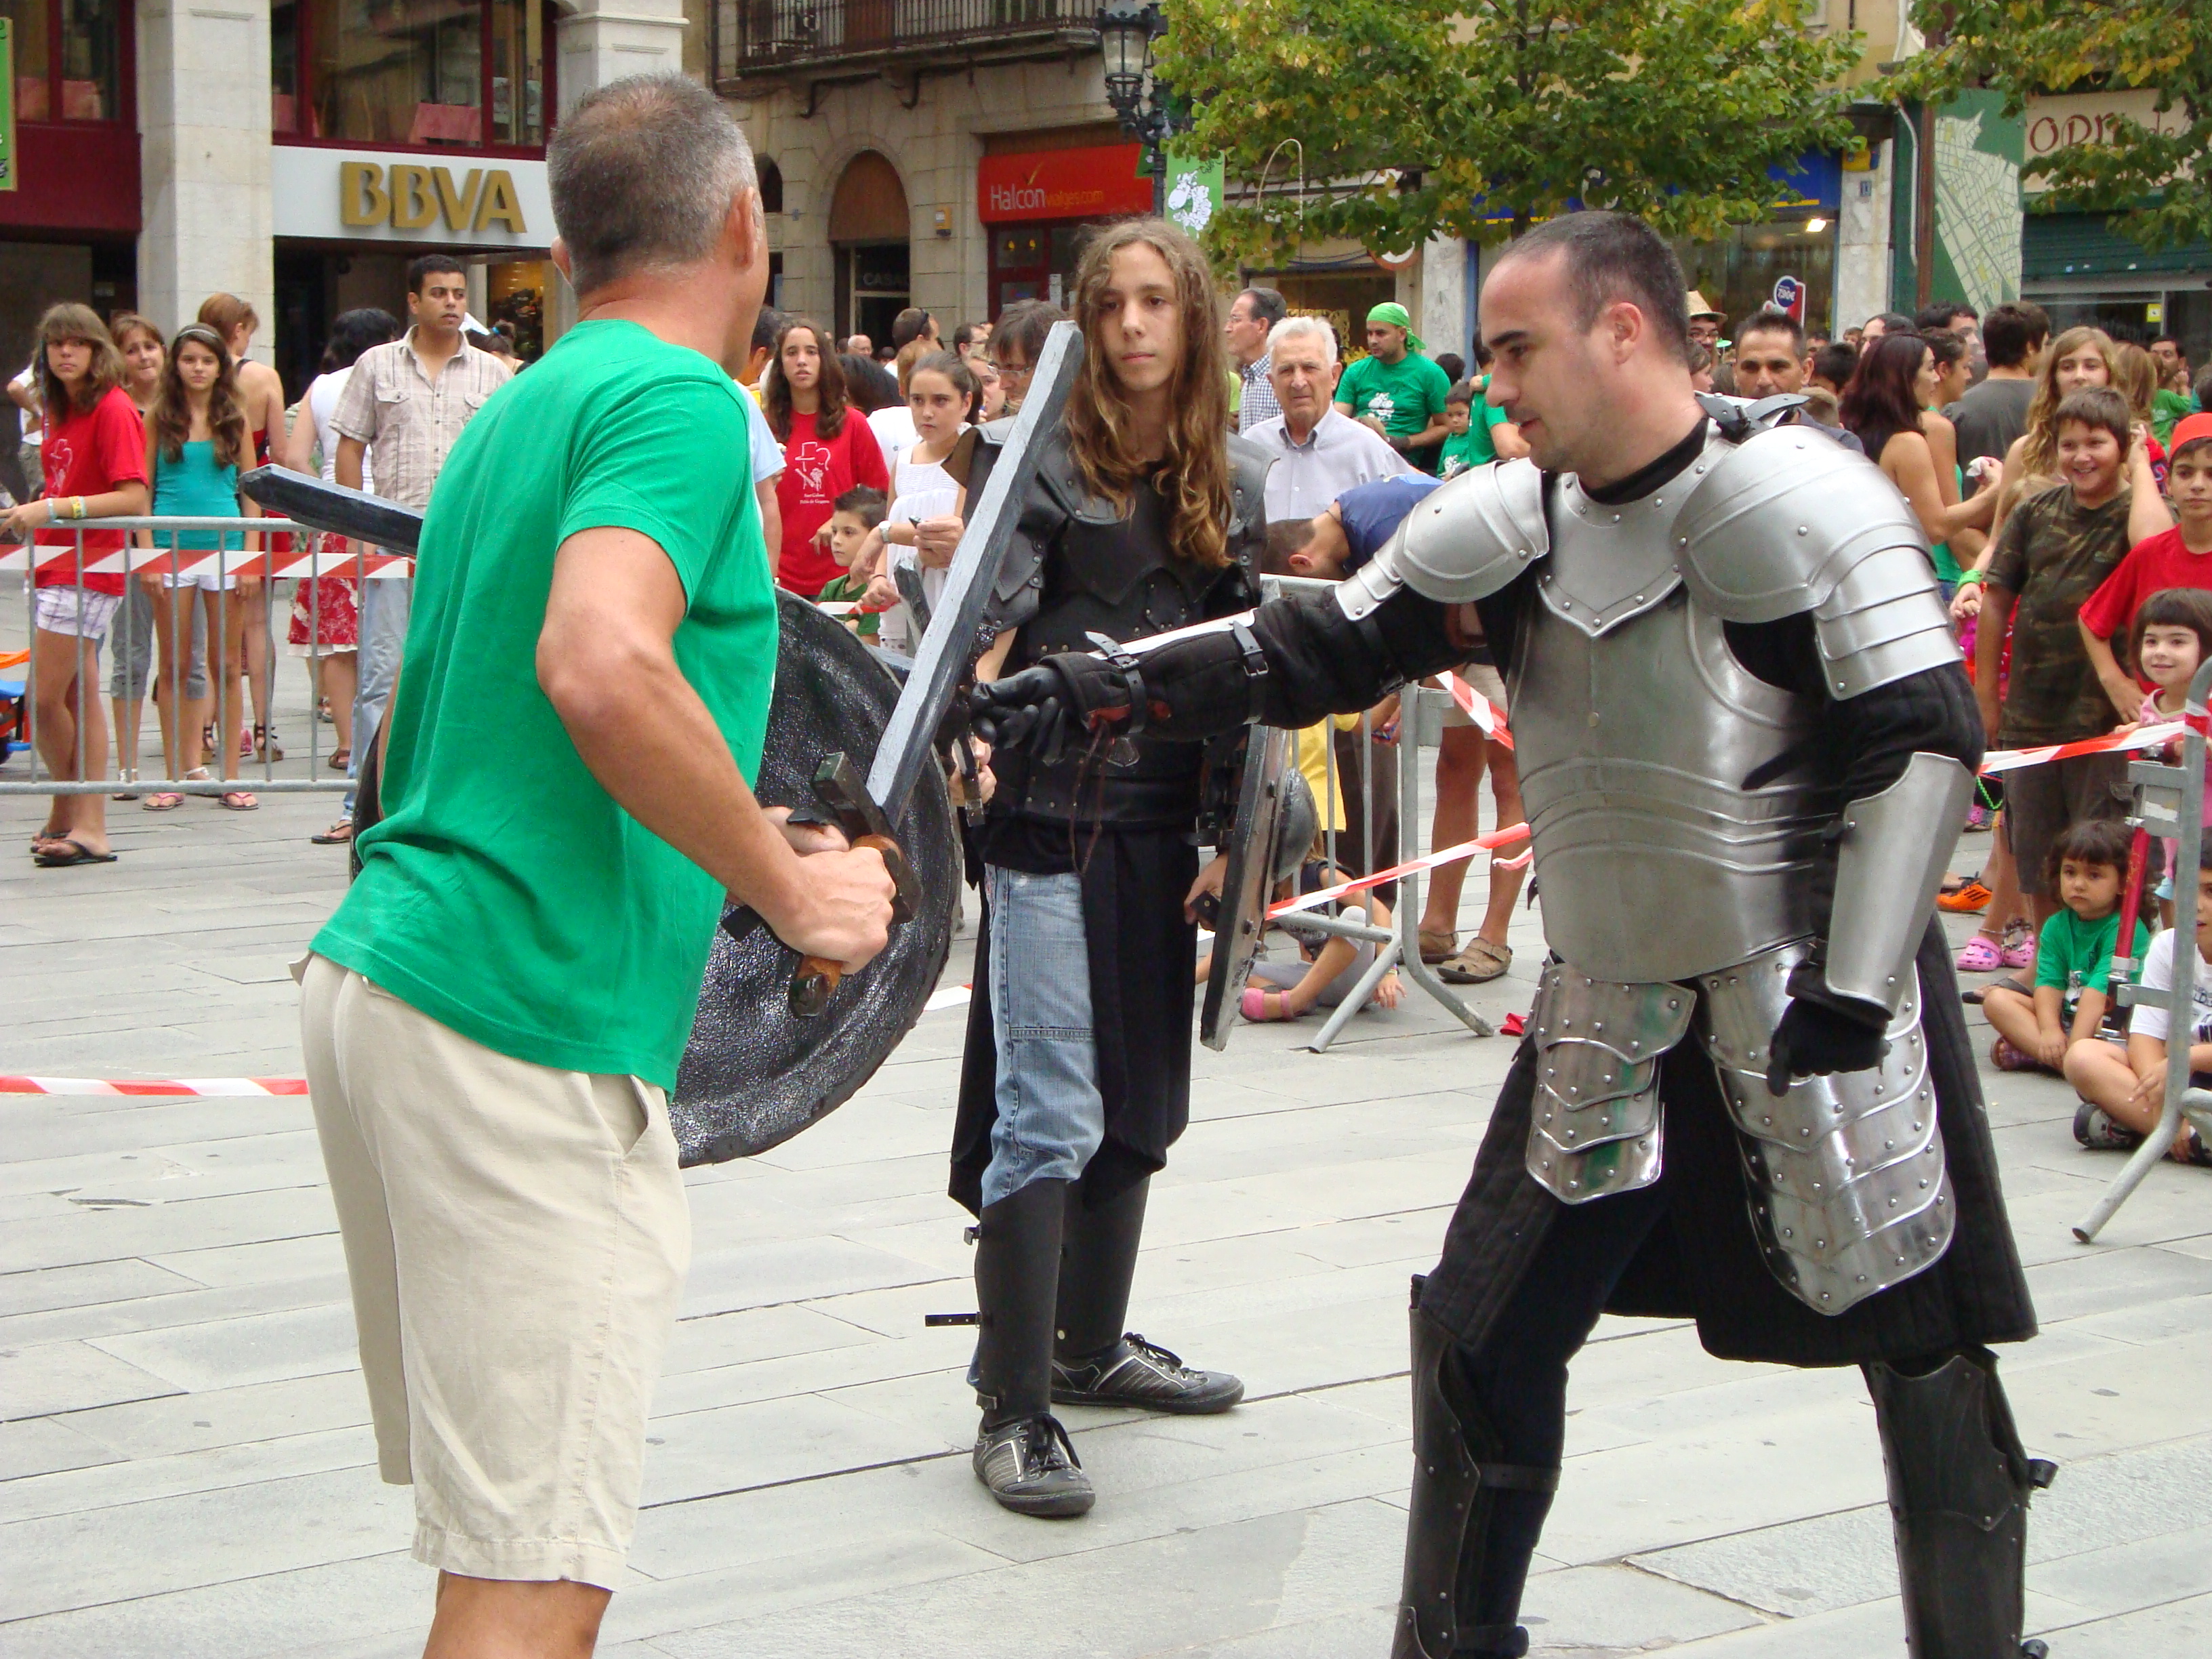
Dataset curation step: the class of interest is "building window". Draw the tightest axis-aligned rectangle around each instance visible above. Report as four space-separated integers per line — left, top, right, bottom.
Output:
758 155 783 214
0 0 125 123
272 0 551 151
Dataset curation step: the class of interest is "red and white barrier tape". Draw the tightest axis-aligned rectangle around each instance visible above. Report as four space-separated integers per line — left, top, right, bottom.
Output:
6 989 983 1097
0 1075 308 1097
1270 821 1532 919
0 545 413 579
1979 720 2188 776
1441 672 1513 750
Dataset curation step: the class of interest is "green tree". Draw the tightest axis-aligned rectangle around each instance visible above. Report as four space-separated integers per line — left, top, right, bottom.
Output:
1891 1 2212 253
1154 0 1862 265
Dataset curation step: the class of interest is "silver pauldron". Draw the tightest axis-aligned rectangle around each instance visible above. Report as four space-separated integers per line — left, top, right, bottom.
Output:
1822 752 1977 1015
1336 457 1547 621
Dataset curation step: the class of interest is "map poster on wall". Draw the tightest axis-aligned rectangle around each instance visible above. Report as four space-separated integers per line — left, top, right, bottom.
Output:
0 20 15 193
1931 89 2024 313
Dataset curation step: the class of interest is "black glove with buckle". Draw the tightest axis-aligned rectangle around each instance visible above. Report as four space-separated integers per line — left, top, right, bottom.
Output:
1764 958 1891 1095
968 652 1136 764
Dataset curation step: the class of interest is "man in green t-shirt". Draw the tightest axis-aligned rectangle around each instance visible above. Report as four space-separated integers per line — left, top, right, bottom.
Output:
1334 301 1455 474
298 75 895 1654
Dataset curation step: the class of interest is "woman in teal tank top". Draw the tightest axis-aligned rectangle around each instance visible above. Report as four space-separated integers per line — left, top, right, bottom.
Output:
136 324 261 811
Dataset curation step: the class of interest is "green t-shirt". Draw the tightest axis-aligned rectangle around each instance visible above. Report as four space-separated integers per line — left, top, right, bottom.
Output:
1438 382 1513 476
1336 350 1454 449
817 571 880 638
313 319 775 1089
2034 905 2148 1021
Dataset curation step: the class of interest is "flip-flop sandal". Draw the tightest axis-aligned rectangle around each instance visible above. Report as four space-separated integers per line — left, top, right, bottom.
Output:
327 747 350 771
311 818 353 845
1439 938 1513 984
142 792 186 811
1241 985 1303 1022
34 839 117 867
218 791 259 811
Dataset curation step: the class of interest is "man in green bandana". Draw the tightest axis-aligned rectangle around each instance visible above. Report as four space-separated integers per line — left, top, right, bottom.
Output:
1333 300 1455 474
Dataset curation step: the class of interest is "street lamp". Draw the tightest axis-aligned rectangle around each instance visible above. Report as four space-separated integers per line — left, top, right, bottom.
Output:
1096 0 1185 212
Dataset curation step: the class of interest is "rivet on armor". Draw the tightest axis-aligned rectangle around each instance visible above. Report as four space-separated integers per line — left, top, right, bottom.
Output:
1612 514 1621 524
1594 1020 1605 1031
1669 999 1680 1009
1820 1291 1831 1301
1797 525 1809 536
1694 464 1706 474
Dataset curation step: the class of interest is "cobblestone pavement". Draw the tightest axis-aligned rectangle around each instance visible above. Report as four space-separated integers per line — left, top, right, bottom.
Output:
1 670 2208 1655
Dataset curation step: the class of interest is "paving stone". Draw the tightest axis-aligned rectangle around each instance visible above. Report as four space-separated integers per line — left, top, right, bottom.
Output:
0 1338 180 1421
0 1258 200 1319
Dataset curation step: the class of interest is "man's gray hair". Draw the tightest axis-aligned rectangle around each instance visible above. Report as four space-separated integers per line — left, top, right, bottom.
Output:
1267 312 1338 365
548 74 756 295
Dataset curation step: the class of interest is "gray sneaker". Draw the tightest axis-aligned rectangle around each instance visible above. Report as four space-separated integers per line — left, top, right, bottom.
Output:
1052 1333 1245 1414
973 1413 1094 1517
2074 1101 2144 1151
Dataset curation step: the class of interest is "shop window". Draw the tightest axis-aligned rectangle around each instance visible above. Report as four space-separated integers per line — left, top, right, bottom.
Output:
273 0 551 150
0 0 124 123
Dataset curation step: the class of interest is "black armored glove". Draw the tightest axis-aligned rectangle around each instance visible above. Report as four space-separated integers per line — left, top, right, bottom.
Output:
1765 996 1889 1096
968 653 1136 764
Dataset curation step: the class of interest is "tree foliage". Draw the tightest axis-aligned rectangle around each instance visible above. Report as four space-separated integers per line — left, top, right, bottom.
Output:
1891 1 2212 253
1154 0 1862 264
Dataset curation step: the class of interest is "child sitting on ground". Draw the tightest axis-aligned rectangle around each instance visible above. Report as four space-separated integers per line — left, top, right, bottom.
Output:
2065 842 2212 1164
1984 819 2146 1073
815 485 885 639
1193 853 1404 1023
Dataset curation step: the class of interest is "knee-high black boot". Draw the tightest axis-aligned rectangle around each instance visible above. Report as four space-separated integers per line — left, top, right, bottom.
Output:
1049 1175 1244 1413
1394 1284 1557 1659
971 1177 1092 1517
1865 1349 2057 1658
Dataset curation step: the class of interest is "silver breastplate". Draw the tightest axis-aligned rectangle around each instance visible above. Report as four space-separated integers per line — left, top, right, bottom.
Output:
1509 457 1830 983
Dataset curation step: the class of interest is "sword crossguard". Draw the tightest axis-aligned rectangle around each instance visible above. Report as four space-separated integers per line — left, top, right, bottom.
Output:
786 753 919 1019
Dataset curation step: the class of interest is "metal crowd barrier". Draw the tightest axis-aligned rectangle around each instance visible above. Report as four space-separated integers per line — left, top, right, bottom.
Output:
1 516 394 796
1260 574 1496 1052
2072 654 2212 1242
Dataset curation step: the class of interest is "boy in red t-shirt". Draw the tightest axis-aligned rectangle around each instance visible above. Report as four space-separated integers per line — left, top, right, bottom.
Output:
2082 412 2212 720
0 306 150 865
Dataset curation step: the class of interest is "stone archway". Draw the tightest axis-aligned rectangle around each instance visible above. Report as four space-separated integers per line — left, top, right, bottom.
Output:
828 150 910 347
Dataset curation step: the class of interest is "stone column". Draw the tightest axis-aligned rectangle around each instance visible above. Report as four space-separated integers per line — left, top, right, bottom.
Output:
136 0 274 351
1418 231 1468 365
555 0 690 118
1835 143 1895 337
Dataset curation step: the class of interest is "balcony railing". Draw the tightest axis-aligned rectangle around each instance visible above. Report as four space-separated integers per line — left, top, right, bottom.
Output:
715 0 1093 81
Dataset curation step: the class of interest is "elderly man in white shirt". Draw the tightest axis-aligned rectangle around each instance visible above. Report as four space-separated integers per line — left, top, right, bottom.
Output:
1245 314 1414 523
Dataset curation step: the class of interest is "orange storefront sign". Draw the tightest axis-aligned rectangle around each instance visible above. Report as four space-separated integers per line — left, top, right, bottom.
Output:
977 144 1151 224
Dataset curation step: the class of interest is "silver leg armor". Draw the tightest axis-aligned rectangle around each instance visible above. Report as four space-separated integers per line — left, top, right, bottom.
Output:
1527 939 1951 1317
1700 940 1952 1315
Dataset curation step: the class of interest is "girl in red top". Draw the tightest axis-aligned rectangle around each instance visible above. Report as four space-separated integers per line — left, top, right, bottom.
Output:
0 304 150 865
764 318 888 596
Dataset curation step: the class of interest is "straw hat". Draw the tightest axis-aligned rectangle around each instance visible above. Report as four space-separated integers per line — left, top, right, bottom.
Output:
1685 290 1725 322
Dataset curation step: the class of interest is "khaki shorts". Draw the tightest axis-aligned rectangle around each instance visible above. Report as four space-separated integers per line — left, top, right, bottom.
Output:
1442 661 1508 729
299 955 690 1589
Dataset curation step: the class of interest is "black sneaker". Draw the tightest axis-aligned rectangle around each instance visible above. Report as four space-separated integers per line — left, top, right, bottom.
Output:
972 1413 1094 1517
1052 1332 1244 1414
2074 1101 2144 1151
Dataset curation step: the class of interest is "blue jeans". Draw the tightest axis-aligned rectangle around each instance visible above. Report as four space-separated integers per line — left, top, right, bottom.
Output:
346 576 411 815
981 863 1105 1209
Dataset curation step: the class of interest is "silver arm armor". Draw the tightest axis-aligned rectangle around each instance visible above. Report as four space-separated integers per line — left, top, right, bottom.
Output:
1675 426 1959 698
1336 456 1548 621
1822 752 1978 1014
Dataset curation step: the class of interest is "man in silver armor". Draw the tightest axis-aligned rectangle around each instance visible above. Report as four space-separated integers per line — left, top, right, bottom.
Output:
972 213 2045 1658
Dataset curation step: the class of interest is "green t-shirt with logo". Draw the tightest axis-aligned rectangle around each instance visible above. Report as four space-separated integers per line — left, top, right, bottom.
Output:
1336 350 1454 449
313 319 776 1090
2034 904 2148 1025
1439 380 1513 476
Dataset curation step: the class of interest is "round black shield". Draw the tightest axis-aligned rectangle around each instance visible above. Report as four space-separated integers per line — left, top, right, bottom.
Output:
671 592 960 1165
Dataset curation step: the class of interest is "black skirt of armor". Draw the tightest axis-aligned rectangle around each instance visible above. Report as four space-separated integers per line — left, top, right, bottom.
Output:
1420 921 2036 1368
949 823 1202 1218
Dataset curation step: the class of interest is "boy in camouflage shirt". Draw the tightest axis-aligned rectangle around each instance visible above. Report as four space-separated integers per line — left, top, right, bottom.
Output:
1977 386 2175 924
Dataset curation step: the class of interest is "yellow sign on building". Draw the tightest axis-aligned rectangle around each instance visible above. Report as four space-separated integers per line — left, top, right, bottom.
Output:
340 163 527 234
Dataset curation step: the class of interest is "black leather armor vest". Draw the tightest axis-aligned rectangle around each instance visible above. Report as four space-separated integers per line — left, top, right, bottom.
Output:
975 426 1269 825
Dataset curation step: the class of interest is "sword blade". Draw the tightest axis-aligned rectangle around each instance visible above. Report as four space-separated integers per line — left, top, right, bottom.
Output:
865 321 1084 820
239 467 426 554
